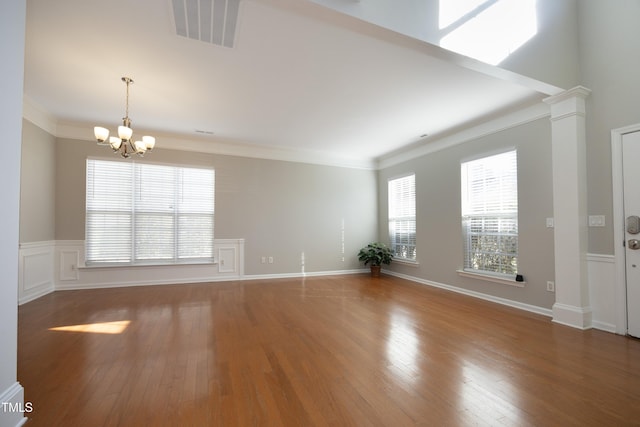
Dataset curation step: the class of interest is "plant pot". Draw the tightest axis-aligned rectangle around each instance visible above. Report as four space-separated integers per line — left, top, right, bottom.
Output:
370 265 381 277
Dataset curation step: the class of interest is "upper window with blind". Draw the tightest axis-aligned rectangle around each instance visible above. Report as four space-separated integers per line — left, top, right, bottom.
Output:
388 174 416 261
461 150 517 276
85 159 215 266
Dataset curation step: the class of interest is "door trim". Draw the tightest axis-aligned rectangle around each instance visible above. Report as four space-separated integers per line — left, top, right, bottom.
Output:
611 123 640 335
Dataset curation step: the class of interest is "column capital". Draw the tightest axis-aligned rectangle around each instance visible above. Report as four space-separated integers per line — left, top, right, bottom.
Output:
543 86 591 105
543 86 591 120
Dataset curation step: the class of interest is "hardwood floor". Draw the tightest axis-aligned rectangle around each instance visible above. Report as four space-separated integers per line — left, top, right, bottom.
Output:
18 274 640 426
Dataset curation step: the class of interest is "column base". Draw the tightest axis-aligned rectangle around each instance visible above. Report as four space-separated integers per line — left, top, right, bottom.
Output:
552 303 593 330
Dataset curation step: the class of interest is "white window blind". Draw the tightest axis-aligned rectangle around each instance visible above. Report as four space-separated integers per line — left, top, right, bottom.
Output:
461 150 518 275
388 174 416 260
86 159 215 266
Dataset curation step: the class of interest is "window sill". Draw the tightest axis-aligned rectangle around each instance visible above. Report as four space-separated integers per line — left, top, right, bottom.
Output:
456 269 525 287
393 258 419 267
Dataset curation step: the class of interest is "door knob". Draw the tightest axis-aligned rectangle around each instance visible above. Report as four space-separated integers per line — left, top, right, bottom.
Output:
629 239 640 250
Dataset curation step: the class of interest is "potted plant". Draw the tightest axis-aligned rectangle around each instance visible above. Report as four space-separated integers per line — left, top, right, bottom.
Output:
358 242 393 277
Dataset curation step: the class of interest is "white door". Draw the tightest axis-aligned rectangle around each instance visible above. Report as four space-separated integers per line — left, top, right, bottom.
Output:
622 130 640 338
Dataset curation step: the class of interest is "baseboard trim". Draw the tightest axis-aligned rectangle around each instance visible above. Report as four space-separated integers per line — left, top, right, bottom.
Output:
55 274 243 291
0 382 27 427
592 320 617 334
18 285 54 305
242 269 367 281
385 270 553 318
54 269 369 290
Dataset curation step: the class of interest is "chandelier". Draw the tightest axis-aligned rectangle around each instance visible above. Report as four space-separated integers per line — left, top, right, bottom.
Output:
93 77 156 158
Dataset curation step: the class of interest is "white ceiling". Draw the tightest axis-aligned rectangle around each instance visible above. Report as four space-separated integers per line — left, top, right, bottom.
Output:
24 0 546 167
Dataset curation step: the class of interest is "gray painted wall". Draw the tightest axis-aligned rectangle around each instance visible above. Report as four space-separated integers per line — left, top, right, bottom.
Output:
580 0 640 255
48 136 378 275
20 119 56 243
378 117 556 309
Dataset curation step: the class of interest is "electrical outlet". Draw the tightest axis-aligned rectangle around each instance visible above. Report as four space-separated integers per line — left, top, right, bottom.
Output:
546 281 555 292
261 256 266 264
268 256 274 264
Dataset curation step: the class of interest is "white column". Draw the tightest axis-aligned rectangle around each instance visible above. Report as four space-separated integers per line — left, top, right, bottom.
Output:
544 86 592 329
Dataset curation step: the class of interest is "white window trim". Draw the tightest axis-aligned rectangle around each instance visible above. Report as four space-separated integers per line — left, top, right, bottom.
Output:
460 149 518 276
393 257 419 267
457 269 525 287
388 173 417 262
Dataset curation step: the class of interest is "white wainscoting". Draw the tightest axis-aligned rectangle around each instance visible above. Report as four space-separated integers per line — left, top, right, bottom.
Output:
18 241 55 304
587 253 617 333
18 239 244 302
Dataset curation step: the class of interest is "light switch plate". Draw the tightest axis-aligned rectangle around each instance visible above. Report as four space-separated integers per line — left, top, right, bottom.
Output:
588 215 605 227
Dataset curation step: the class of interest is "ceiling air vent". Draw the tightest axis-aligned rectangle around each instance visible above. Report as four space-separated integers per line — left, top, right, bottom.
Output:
171 0 241 48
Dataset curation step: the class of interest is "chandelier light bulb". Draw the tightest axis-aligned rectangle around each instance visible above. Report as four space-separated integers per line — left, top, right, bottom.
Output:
118 125 133 141
94 126 109 143
134 140 147 154
143 135 156 151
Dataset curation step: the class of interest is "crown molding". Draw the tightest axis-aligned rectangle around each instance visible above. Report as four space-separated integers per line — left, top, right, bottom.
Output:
26 113 377 170
23 96 57 135
58 122 376 170
24 96 551 172
376 102 551 169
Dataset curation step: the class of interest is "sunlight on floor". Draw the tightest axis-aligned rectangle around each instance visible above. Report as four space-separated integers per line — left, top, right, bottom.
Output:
386 310 419 383
440 0 538 65
49 320 131 334
457 363 523 424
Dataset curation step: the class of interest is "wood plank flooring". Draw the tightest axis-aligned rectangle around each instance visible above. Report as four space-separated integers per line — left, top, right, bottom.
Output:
18 274 640 426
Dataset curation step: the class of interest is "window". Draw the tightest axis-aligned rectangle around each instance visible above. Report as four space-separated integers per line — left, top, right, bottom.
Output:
439 0 538 66
86 159 215 266
388 174 416 261
461 150 517 275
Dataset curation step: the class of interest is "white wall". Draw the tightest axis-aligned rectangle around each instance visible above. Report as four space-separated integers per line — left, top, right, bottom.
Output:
0 1 26 426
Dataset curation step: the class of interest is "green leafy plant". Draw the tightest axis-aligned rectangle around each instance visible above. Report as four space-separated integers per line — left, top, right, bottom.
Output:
357 242 393 266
